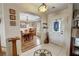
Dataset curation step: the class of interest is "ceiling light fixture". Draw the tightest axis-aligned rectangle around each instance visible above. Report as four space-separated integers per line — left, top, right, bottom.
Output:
38 3 48 13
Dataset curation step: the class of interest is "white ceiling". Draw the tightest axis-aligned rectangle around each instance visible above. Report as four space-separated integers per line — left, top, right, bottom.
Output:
20 13 40 21
19 3 68 21
18 3 68 13
31 3 67 13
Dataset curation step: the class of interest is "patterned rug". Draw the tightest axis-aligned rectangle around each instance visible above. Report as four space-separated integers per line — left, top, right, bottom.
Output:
34 49 52 56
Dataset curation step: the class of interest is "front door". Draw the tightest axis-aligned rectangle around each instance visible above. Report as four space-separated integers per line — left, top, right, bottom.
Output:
49 18 65 47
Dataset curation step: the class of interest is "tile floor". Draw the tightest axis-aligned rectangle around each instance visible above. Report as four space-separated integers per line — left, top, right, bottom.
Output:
20 43 66 56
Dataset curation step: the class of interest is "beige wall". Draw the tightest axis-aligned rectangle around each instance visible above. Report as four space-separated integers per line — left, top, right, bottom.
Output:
47 4 73 55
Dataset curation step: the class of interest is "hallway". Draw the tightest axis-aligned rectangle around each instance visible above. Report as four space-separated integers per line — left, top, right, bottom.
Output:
21 43 66 56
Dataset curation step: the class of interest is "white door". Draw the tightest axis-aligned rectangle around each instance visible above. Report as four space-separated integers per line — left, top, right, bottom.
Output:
49 18 65 46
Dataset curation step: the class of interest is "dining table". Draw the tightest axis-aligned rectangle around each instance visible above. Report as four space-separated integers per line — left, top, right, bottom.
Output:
22 31 35 41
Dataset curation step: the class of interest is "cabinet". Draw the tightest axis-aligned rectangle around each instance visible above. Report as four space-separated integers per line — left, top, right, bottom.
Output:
70 4 79 56
70 20 79 56
70 37 79 56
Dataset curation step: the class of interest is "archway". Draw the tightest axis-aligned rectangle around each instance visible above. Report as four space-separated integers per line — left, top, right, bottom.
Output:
19 12 41 52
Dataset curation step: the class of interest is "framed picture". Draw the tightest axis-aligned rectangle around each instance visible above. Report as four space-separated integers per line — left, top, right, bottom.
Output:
10 21 16 26
10 15 16 20
9 9 16 14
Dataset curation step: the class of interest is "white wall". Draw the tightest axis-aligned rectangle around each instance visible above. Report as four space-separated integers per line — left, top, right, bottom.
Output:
40 14 48 44
2 3 21 55
0 4 6 48
47 4 73 55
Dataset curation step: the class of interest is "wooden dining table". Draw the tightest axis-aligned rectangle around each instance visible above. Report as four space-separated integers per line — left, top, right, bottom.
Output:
22 31 35 41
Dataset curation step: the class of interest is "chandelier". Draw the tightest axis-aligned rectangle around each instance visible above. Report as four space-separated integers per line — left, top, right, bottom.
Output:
38 3 48 13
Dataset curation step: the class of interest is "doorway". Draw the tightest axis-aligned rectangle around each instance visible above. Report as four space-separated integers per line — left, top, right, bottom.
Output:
19 12 41 52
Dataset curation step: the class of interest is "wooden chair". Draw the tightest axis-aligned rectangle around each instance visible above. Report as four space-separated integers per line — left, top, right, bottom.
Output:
29 28 35 40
